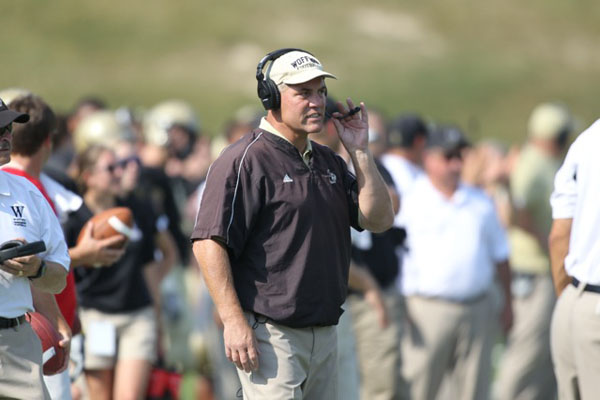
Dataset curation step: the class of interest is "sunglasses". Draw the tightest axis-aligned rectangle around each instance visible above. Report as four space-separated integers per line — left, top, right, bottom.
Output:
443 149 463 161
104 155 142 174
0 124 13 135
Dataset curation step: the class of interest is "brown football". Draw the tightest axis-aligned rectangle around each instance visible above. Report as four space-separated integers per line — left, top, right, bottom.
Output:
77 207 134 249
26 311 66 376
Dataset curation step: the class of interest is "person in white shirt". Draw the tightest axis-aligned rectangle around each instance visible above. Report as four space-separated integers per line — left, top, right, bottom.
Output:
380 114 428 224
549 118 600 400
398 125 513 400
6 93 127 400
0 98 71 399
377 116 427 399
494 102 574 400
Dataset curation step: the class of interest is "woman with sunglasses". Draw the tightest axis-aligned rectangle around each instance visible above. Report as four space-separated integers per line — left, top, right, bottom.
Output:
64 145 170 400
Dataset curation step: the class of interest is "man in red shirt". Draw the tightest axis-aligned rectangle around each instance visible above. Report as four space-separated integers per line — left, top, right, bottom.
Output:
6 93 125 399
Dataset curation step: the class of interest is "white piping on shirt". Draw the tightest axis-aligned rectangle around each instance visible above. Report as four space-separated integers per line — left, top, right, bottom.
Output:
226 132 264 244
195 139 239 226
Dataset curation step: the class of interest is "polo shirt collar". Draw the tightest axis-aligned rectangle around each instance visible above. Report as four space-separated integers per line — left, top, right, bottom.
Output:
424 176 468 206
452 184 469 205
0 171 11 196
259 118 313 165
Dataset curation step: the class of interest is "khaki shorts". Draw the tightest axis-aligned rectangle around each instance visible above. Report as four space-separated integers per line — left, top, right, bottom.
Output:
80 307 157 370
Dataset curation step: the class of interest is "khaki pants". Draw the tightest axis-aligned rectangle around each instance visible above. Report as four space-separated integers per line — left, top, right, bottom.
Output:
43 368 72 400
0 321 50 400
494 274 556 400
401 293 494 400
551 282 600 400
349 288 407 400
336 302 359 400
237 312 337 399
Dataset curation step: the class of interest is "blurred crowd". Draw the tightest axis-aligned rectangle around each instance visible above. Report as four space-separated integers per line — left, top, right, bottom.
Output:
0 86 576 400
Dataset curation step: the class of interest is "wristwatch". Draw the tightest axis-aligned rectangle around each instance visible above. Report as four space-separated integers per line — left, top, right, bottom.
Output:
29 259 47 280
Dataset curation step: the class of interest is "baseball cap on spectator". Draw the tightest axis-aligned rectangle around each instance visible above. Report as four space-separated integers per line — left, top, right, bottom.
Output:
269 51 337 86
143 100 200 147
387 114 428 148
426 125 470 152
527 102 573 141
0 88 31 106
0 98 29 127
73 110 134 153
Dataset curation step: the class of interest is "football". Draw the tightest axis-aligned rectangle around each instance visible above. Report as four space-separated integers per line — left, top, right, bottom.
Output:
77 207 134 249
26 311 66 376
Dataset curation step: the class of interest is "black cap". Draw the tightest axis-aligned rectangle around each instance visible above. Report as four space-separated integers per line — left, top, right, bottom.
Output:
426 125 470 152
387 114 428 148
0 98 29 127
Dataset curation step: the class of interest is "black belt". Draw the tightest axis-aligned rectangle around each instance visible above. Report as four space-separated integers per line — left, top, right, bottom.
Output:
0 315 26 329
572 277 600 294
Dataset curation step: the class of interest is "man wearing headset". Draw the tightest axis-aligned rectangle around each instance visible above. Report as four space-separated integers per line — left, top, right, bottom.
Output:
191 48 394 398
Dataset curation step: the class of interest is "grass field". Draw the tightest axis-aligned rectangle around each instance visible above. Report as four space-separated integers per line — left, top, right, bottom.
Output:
3 0 600 143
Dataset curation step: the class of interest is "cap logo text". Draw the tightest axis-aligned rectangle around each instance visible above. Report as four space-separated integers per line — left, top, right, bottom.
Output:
290 56 320 70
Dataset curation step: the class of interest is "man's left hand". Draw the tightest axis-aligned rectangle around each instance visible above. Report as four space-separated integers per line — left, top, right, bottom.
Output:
0 255 42 278
364 288 389 329
331 98 369 154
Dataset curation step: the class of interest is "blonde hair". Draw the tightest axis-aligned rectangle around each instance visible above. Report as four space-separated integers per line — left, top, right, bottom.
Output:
72 145 112 195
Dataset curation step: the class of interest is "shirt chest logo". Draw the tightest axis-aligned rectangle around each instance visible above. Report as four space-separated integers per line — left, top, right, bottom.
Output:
11 205 26 227
283 174 294 183
327 169 337 184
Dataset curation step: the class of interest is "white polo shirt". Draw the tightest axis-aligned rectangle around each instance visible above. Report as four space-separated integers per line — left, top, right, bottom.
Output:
0 172 70 318
398 176 509 301
380 153 423 226
550 119 600 284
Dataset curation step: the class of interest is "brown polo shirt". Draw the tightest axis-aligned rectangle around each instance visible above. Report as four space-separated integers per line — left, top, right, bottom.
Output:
192 128 361 328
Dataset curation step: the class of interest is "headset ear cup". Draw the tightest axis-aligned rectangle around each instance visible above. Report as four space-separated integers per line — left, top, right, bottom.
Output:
258 78 280 110
256 48 310 110
266 79 280 110
257 80 272 110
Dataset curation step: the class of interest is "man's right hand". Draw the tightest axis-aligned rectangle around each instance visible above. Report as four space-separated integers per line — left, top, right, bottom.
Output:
223 316 259 372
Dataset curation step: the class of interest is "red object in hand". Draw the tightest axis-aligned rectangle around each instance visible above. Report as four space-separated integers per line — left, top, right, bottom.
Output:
26 312 66 376
76 207 135 249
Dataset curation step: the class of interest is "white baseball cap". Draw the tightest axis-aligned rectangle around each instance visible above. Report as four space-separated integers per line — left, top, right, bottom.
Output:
528 102 573 140
268 51 337 85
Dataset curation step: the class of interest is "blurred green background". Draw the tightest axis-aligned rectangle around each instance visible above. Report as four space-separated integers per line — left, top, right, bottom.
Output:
3 0 599 143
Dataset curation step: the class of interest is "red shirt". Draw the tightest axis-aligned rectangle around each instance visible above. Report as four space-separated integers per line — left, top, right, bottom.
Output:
2 167 77 329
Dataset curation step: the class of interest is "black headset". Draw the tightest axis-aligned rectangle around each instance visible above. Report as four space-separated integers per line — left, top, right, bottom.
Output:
256 48 313 110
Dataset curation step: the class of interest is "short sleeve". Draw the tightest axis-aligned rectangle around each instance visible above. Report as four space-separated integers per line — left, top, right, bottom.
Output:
550 140 580 219
484 198 510 262
36 192 70 271
133 198 158 266
191 151 261 257
511 166 538 211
